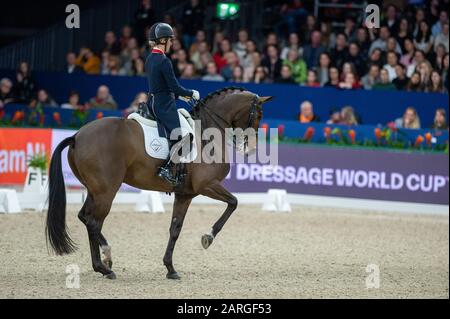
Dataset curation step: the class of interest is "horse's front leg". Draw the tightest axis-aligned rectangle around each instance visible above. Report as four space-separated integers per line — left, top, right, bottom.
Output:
163 193 194 279
198 182 238 249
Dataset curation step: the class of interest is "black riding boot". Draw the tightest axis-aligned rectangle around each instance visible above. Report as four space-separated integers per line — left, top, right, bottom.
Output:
157 134 191 186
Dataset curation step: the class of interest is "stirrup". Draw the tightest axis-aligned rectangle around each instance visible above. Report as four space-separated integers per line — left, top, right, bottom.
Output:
157 166 178 186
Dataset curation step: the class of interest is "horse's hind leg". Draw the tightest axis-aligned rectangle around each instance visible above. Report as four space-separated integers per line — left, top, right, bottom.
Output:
78 193 116 279
99 234 112 270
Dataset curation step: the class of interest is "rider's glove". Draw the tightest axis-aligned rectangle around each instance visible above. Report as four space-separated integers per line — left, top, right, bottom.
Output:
192 90 200 100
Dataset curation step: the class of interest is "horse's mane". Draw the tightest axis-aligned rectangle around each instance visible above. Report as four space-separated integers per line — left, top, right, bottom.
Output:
189 86 248 117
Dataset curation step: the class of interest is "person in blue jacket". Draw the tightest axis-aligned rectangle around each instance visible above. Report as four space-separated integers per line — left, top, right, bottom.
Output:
145 22 200 185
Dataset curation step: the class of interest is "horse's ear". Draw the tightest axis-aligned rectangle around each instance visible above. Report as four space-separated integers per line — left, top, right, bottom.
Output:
258 96 273 104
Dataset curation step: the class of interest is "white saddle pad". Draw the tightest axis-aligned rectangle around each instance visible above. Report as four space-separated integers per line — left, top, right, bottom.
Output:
128 108 197 162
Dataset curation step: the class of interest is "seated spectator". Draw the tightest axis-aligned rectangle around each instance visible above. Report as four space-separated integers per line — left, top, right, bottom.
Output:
213 39 232 73
230 65 245 83
61 91 83 109
340 62 358 82
369 26 391 54
119 25 133 50
432 10 448 37
373 68 396 90
103 31 121 55
0 78 15 109
124 92 148 116
338 72 361 90
393 64 409 90
66 52 85 74
253 66 269 84
276 65 296 84
440 53 449 89
261 45 282 82
406 50 426 77
367 48 384 69
221 51 240 81
76 47 101 74
361 64 380 90
384 51 399 81
242 41 260 81
432 108 448 130
233 29 249 61
400 38 416 68
326 108 341 125
304 69 320 87
88 85 118 110
212 31 225 54
340 106 358 126
303 30 326 69
397 18 411 52
324 67 340 88
102 55 127 76
134 0 155 45
406 72 423 92
298 101 320 123
317 52 331 86
131 57 146 77
330 33 349 70
417 61 433 88
172 49 190 77
180 63 199 80
188 29 207 57
345 42 365 77
386 37 402 55
414 21 434 55
14 61 36 103
427 70 448 93
434 22 449 52
120 37 139 68
202 62 225 82
394 107 421 129
280 32 303 60
190 41 212 73
30 89 58 108
282 49 307 84
356 27 370 57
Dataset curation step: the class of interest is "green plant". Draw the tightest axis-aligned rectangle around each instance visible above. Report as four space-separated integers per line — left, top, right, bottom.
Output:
27 153 48 171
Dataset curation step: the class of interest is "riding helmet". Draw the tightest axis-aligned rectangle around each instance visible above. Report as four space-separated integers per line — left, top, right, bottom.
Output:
148 23 175 42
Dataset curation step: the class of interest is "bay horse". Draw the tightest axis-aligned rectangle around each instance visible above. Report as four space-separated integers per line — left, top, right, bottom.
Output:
46 87 272 280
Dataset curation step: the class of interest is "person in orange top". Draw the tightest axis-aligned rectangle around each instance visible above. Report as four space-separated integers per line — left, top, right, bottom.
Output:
298 100 320 123
76 47 101 74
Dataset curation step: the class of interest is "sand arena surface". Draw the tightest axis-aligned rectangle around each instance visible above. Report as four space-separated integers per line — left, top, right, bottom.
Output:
0 204 448 298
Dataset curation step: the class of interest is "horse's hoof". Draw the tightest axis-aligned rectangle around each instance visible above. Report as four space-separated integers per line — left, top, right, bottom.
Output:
166 272 181 280
104 271 116 280
201 234 214 249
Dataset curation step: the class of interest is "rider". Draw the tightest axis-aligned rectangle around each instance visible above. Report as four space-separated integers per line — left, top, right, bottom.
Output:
145 22 200 185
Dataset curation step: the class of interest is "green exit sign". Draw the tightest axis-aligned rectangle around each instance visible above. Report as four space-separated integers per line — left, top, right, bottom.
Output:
216 2 240 19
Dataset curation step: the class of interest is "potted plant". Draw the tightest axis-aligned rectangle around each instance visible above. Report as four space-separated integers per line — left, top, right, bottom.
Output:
25 152 49 194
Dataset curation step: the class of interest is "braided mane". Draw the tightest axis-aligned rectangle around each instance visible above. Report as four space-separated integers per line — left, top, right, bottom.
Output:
189 86 248 117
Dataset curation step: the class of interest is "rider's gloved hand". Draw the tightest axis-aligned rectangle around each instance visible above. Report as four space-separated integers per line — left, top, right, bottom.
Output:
192 90 200 100
178 96 190 102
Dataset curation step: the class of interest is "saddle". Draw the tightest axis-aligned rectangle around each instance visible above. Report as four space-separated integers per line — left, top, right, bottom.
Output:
127 104 197 163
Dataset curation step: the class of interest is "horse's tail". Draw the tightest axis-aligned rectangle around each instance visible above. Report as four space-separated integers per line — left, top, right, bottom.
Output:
46 136 77 255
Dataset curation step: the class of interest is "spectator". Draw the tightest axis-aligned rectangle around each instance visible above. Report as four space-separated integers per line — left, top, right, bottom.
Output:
180 63 198 80
324 67 340 88
134 0 155 45
432 108 448 130
233 29 249 61
0 78 15 109
119 25 133 50
103 31 121 55
407 50 426 77
330 33 348 70
381 4 399 35
124 92 148 116
88 85 118 110
253 66 269 84
102 55 127 76
212 31 225 54
427 70 447 93
386 37 402 55
30 89 58 108
172 49 190 77
181 0 204 49
131 56 146 76
355 27 370 57
61 91 83 109
343 17 357 42
417 61 433 88
368 48 384 69
340 106 358 126
316 52 331 86
395 107 421 129
396 18 411 52
440 53 449 89
76 47 101 74
369 26 392 54
230 65 245 83
241 40 259 80
434 22 449 52
393 63 409 91
14 61 36 103
400 38 416 68
406 72 423 92
361 64 380 90
213 39 232 73
188 30 207 57
412 8 426 38
276 65 296 84
221 51 240 81
372 68 396 91
201 62 225 82
190 41 212 73
283 48 307 84
384 51 399 81
281 32 303 60
121 37 139 68
338 72 361 90
303 30 326 69
261 45 282 82
304 69 320 87
346 42 366 77
431 10 449 37
66 52 85 74
298 100 320 123
414 21 434 55
326 108 341 125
